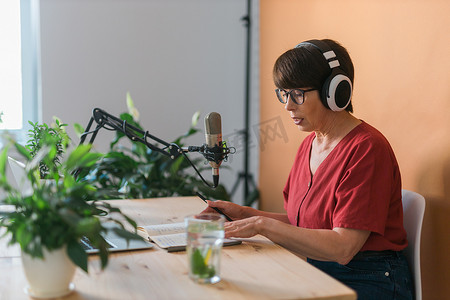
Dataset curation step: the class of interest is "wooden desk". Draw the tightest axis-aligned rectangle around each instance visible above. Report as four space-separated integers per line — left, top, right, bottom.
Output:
0 197 356 300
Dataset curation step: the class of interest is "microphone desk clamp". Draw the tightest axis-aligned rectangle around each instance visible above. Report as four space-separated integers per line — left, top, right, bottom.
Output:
77 108 234 188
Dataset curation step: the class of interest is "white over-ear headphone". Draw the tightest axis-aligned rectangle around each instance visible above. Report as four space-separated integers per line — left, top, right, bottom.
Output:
295 39 352 111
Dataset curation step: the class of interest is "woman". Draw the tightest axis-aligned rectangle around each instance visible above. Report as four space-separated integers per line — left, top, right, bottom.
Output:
205 39 414 299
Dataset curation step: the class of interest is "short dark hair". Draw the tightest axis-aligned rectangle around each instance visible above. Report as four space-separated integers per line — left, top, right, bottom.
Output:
273 39 354 112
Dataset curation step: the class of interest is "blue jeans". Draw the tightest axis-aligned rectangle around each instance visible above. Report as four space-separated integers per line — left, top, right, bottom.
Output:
307 252 414 300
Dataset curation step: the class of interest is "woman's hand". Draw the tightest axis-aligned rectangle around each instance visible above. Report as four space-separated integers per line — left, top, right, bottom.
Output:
201 200 290 239
224 216 265 239
201 201 263 238
201 200 248 221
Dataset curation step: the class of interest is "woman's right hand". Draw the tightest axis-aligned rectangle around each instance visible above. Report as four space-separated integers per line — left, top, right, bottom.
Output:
201 200 248 221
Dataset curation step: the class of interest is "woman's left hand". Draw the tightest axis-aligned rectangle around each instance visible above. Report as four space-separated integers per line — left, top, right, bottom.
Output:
224 216 265 239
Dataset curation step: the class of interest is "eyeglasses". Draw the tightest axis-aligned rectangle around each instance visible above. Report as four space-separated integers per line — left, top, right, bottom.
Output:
275 88 316 105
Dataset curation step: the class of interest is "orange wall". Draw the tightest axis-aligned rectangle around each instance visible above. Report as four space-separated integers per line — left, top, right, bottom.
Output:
259 0 450 299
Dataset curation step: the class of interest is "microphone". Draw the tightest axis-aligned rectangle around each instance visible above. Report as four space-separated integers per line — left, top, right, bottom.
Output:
204 112 223 187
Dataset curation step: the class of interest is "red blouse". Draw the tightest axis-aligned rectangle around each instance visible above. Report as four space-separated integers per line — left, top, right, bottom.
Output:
283 122 407 251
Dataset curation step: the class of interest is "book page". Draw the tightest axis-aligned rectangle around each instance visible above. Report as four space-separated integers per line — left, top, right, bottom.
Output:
137 222 242 251
149 232 187 249
137 222 185 237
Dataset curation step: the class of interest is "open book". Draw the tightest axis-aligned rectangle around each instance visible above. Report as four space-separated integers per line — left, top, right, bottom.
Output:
137 222 241 252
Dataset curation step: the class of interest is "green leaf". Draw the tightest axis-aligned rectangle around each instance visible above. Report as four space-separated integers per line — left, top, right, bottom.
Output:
126 92 140 121
77 218 101 236
119 112 134 123
74 152 103 169
65 144 92 170
59 207 81 226
191 248 207 275
191 111 200 127
14 143 32 160
62 175 76 190
67 240 88 272
98 246 109 269
16 223 33 249
169 156 184 174
73 123 85 138
126 92 134 109
0 146 9 177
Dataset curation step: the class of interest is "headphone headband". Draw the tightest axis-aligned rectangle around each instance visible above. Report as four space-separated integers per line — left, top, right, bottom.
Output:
296 39 341 69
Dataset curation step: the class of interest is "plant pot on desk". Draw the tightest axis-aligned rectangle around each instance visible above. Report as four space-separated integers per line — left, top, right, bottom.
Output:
21 245 76 298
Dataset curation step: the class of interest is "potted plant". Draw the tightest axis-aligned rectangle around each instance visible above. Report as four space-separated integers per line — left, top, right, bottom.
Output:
0 132 141 298
25 118 69 179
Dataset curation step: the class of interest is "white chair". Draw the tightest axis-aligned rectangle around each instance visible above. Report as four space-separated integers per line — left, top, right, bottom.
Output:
402 189 426 300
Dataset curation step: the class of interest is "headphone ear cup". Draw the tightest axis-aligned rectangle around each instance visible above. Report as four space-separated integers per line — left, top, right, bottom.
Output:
320 79 332 110
321 69 352 111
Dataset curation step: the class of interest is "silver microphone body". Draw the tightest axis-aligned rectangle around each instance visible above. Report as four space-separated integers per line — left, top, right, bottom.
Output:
204 112 222 187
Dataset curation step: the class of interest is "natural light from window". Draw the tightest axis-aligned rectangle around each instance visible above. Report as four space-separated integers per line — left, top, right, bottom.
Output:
0 1 23 130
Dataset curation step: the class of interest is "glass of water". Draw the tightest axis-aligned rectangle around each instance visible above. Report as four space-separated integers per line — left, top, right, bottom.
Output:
185 213 225 284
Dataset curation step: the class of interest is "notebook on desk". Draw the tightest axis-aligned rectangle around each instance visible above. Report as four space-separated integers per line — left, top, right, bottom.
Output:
7 156 154 253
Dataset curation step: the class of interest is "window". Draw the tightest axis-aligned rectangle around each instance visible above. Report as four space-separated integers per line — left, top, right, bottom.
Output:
0 1 22 130
0 0 40 144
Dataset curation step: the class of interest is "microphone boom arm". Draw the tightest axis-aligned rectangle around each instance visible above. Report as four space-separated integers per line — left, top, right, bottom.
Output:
80 108 182 159
78 108 233 188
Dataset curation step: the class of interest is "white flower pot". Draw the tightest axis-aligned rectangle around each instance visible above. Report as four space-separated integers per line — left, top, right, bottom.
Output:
21 246 76 298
